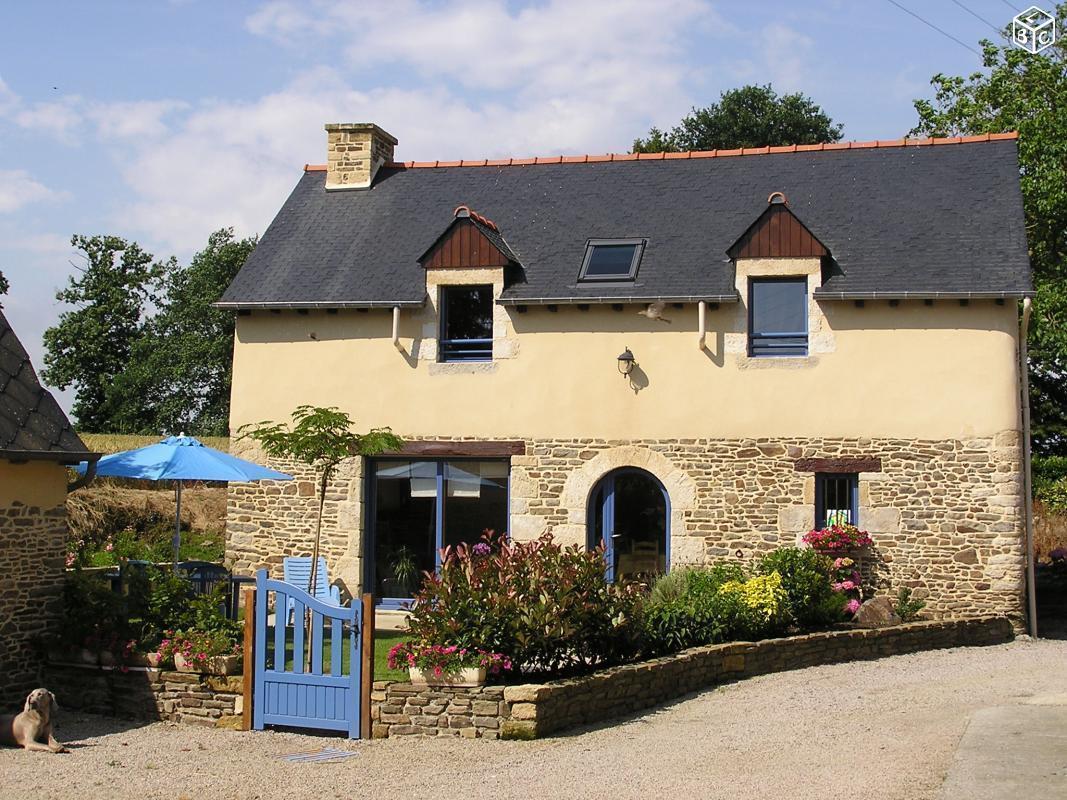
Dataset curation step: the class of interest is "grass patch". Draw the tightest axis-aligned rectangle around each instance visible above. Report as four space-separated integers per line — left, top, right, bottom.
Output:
263 626 410 683
81 433 230 454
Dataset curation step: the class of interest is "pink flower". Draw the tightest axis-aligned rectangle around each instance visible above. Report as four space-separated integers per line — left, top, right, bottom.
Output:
845 598 861 615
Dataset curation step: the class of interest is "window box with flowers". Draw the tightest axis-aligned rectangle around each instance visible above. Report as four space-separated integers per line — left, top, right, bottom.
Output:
156 630 242 676
388 642 512 688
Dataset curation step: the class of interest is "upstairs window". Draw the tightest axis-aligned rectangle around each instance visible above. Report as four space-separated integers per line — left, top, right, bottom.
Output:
578 239 645 282
440 285 493 362
815 473 859 529
749 277 808 357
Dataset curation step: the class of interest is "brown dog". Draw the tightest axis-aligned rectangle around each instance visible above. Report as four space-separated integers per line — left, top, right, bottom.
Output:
0 689 67 753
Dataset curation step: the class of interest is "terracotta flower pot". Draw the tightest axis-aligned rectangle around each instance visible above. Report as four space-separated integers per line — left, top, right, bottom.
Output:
206 655 241 676
409 666 486 688
173 653 199 673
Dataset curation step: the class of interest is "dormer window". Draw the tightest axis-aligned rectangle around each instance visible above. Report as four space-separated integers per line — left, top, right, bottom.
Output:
578 239 645 282
440 285 493 362
749 277 808 357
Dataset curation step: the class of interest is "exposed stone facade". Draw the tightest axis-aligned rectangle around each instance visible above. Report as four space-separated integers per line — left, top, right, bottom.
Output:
226 431 1026 625
0 501 67 710
44 662 243 728
324 123 397 190
371 617 1012 739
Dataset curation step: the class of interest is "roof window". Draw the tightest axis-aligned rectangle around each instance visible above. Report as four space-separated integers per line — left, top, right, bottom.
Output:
578 239 645 282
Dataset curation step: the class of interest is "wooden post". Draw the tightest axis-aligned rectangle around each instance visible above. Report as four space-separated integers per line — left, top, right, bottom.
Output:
360 593 374 739
242 588 255 731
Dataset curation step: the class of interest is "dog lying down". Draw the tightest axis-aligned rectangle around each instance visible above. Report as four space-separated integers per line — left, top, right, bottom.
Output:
0 688 68 753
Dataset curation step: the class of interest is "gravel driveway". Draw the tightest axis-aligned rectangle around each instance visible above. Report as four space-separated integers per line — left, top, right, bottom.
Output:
4 638 1066 800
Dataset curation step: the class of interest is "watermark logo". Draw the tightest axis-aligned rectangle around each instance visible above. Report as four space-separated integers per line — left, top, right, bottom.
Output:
1012 6 1057 54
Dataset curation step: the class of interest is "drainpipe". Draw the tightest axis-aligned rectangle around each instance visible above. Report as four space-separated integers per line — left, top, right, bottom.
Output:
1019 297 1038 637
392 306 402 350
68 459 97 492
697 300 706 350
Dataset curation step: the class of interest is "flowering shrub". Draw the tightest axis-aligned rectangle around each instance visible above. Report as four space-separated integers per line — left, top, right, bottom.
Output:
803 523 872 554
719 572 789 629
756 547 846 628
156 629 241 668
830 556 864 616
404 531 643 678
387 642 512 679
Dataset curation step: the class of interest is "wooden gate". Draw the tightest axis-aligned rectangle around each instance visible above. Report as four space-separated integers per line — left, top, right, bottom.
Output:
252 569 363 738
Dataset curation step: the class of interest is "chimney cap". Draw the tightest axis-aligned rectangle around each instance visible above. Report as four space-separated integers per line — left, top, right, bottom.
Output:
324 122 398 145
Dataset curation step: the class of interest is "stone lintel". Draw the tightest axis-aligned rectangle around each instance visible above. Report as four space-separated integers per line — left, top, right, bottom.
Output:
794 457 882 473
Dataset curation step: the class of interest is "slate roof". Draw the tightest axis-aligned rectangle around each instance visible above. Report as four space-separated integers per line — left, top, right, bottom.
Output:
0 309 96 463
219 136 1032 308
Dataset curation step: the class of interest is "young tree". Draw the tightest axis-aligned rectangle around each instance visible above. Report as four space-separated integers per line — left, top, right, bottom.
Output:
41 235 163 432
0 269 8 298
240 406 403 598
909 4 1067 454
113 228 256 436
633 84 843 153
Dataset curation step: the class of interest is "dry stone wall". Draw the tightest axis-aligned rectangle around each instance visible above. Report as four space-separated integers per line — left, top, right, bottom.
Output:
44 662 243 728
371 617 1012 739
0 502 67 710
227 432 1026 624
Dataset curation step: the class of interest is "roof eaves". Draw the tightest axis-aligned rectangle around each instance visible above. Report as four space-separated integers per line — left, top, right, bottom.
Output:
813 290 1034 300
497 293 740 306
213 299 426 310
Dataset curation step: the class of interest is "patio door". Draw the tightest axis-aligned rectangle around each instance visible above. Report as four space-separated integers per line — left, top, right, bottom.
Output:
367 459 508 608
588 468 669 582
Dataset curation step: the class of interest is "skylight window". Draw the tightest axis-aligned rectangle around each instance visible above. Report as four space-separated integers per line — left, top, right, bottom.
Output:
578 239 645 282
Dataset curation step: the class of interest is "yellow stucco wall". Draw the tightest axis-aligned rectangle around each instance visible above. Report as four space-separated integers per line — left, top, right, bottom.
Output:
229 297 1021 441
0 459 68 508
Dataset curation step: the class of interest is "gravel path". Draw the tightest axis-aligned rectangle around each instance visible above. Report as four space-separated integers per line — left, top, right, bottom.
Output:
4 638 1066 800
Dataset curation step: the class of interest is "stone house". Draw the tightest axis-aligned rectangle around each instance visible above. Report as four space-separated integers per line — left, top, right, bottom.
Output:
220 123 1033 626
0 309 98 708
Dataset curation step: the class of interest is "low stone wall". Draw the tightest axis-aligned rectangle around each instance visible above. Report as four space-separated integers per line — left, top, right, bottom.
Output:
372 616 1012 740
371 683 507 739
44 662 243 729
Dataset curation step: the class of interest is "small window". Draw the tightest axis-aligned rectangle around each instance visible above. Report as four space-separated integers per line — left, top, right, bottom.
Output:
578 239 645 282
749 277 808 357
440 285 493 362
815 473 859 529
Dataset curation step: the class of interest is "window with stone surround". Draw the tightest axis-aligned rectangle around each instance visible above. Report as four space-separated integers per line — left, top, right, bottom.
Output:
748 277 808 357
815 472 858 528
440 285 493 362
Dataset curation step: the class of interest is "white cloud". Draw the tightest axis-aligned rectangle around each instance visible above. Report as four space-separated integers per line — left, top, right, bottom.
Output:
88 99 190 139
13 97 85 143
759 23 815 93
0 170 68 213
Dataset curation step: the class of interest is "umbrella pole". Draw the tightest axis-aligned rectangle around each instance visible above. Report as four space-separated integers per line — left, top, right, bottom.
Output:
173 480 182 572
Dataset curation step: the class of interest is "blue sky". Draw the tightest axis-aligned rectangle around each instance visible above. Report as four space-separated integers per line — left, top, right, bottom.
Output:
0 0 1035 414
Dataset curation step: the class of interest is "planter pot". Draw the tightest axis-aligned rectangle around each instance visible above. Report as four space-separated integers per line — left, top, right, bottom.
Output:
78 648 98 666
173 653 241 675
408 666 486 688
145 651 163 668
173 653 199 673
206 655 241 676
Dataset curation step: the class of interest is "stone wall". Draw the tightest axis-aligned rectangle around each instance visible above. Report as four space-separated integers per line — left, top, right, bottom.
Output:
44 662 243 728
0 502 67 711
371 682 507 739
227 432 1026 625
371 617 1012 740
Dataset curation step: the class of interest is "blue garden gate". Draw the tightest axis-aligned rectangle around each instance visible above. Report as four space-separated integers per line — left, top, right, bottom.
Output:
252 569 363 738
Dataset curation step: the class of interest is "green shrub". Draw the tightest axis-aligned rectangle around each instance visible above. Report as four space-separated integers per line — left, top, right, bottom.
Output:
756 547 845 629
892 587 926 622
1033 455 1067 513
404 532 643 679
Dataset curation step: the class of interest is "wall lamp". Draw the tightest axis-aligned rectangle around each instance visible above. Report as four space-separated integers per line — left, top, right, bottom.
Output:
617 347 636 376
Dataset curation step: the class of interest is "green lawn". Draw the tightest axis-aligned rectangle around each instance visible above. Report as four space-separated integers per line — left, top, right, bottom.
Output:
265 626 410 682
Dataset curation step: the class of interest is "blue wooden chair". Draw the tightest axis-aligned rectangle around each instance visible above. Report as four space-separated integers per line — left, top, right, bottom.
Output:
282 556 342 622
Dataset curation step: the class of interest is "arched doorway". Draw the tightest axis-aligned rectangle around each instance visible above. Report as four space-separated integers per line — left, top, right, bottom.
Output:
587 468 669 582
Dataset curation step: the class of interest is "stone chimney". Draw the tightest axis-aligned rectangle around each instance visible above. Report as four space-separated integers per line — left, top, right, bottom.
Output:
324 123 398 190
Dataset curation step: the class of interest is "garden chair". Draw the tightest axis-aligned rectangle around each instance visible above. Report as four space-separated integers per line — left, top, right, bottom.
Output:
282 556 342 623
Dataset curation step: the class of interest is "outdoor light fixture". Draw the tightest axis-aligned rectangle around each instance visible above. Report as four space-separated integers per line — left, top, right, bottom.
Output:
617 347 635 376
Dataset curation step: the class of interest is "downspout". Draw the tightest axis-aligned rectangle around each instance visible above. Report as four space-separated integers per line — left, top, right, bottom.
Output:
697 300 707 350
68 459 97 492
1019 297 1037 637
392 306 402 350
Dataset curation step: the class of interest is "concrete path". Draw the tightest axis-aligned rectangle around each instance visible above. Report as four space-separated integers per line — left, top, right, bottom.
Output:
940 698 1067 799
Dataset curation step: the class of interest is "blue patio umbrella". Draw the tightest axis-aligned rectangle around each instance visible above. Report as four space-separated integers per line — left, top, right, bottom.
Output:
77 435 292 567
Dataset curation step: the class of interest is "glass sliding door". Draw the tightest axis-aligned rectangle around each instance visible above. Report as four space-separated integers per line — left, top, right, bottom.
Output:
369 458 509 608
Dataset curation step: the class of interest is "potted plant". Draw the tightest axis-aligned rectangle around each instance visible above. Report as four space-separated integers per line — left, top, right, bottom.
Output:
388 642 512 687
156 630 242 675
